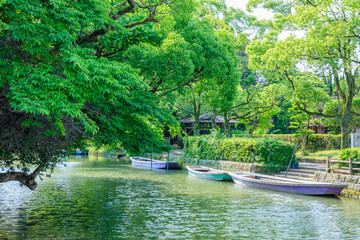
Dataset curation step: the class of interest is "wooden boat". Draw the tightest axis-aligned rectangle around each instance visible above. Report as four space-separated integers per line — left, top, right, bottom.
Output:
186 166 233 181
130 157 178 169
73 149 89 155
229 172 348 196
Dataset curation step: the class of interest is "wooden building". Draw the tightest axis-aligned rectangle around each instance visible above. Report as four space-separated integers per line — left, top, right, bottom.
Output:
179 113 238 136
309 115 329 134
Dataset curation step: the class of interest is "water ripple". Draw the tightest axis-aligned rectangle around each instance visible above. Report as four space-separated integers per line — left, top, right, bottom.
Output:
0 156 360 239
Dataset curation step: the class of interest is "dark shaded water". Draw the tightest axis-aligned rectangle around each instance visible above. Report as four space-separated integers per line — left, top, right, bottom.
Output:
1 156 360 239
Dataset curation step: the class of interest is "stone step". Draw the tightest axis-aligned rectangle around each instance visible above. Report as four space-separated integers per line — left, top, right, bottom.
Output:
280 171 315 179
297 158 327 164
284 169 319 174
275 174 314 181
297 163 327 172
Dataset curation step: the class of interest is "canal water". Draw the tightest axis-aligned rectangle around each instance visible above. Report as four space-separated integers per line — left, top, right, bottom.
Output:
1 156 360 239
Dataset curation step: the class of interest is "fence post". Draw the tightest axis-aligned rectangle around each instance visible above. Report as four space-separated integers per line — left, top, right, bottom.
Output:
349 157 354 175
326 156 331 173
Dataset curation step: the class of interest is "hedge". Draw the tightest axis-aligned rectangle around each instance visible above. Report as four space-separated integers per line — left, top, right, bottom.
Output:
338 148 360 173
232 134 344 152
184 136 295 166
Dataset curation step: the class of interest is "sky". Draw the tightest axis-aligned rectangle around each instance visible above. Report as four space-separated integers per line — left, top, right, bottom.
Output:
225 0 274 20
225 0 304 40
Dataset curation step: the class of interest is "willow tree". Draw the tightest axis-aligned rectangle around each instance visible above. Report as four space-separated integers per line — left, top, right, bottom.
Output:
247 0 360 148
0 0 192 189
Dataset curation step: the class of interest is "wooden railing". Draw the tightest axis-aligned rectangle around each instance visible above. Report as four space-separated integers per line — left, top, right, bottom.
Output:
326 156 360 175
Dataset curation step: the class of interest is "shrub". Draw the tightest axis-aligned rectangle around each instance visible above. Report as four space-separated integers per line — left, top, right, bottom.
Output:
338 148 360 173
339 148 360 161
263 134 343 152
254 138 295 166
184 136 295 166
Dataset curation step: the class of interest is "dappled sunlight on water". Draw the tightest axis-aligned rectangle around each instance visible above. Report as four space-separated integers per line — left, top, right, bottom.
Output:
1 156 360 239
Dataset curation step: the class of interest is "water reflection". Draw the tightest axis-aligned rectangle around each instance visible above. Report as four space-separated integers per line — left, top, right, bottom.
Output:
0 156 360 239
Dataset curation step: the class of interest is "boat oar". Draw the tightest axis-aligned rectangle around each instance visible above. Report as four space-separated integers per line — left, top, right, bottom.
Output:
167 137 170 173
284 143 299 178
250 152 256 173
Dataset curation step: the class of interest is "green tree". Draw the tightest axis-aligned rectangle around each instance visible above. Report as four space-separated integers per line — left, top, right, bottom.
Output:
323 98 360 134
289 107 317 156
0 0 193 189
268 99 296 134
232 83 286 136
169 3 241 137
247 0 360 148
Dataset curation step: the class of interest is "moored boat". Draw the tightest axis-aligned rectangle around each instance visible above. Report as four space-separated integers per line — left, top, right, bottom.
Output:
130 157 178 169
229 172 348 195
186 166 233 181
73 149 89 155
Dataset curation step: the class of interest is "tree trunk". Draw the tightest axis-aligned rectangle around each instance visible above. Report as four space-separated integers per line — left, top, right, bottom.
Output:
339 74 353 149
194 113 200 136
249 117 259 137
224 112 230 137
211 109 217 129
301 135 306 156
333 65 354 149
340 109 351 149
192 97 201 136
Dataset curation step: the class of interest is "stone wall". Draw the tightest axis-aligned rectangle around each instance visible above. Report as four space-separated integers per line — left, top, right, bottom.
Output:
313 172 360 199
183 158 286 174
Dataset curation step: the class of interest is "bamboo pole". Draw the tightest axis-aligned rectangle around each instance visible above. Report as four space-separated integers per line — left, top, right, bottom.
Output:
167 137 170 173
285 143 299 178
250 152 256 173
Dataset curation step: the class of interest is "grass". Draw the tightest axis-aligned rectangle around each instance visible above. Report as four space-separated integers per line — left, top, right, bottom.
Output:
296 150 341 160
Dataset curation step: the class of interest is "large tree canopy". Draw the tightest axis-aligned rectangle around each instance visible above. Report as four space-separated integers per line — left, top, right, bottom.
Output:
0 0 242 189
247 0 360 148
0 0 177 189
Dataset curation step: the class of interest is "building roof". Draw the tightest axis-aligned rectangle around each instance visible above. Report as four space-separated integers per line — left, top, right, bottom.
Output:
179 114 237 124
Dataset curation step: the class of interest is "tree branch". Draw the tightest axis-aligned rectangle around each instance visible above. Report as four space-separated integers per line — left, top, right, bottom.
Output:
296 102 337 118
232 86 263 109
331 63 346 102
77 0 161 45
0 165 43 190
124 16 158 28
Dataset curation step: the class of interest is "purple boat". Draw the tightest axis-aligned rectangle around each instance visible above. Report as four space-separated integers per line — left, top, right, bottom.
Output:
130 157 178 169
229 172 348 196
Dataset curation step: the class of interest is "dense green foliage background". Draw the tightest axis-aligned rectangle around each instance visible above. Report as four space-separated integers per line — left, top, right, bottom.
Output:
0 0 241 188
184 136 295 166
231 134 344 153
1 0 359 189
263 134 343 153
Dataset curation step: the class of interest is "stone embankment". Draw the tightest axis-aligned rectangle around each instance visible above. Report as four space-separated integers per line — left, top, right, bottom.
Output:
183 158 286 175
314 172 360 199
183 157 360 199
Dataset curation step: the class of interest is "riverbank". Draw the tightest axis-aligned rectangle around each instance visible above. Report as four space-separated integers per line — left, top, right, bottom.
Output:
3 155 360 239
182 157 286 174
182 157 360 199
89 148 360 199
314 172 360 199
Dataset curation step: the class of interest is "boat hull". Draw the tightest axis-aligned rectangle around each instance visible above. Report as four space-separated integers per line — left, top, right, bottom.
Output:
229 172 347 195
74 150 89 155
130 157 178 169
187 166 233 181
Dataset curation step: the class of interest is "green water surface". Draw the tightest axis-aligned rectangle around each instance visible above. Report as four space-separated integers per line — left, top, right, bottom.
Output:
1 156 360 239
